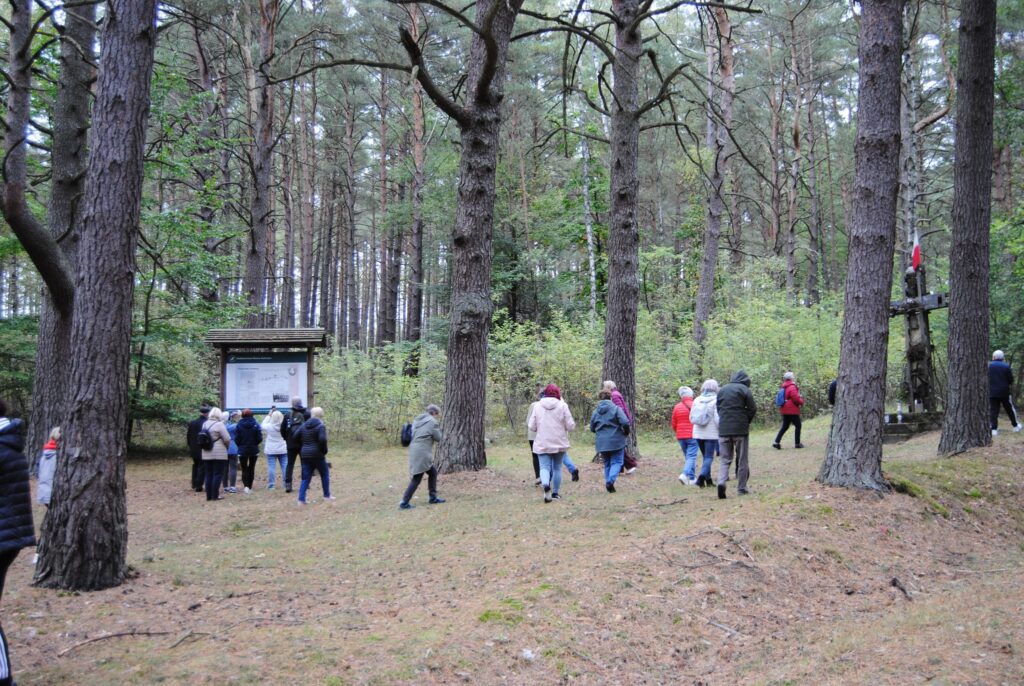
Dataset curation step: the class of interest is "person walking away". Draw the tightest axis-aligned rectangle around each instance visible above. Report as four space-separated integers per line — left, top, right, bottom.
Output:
186 404 210 492
0 399 36 686
590 390 630 492
297 407 333 504
672 387 699 485
690 380 720 488
36 427 60 505
283 397 311 493
528 384 576 502
528 384 579 486
201 408 231 500
261 409 288 489
989 350 1021 436
603 380 638 473
234 409 262 494
716 370 757 499
400 404 446 509
772 372 805 449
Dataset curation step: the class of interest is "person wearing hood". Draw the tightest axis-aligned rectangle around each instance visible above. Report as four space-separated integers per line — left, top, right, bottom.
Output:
0 400 35 686
234 409 262 494
201 408 231 500
527 384 579 486
400 404 446 509
528 384 576 503
591 390 631 492
603 380 638 473
689 379 720 488
672 387 699 485
716 370 757 499
261 409 288 489
297 407 334 504
37 427 60 505
772 372 805 450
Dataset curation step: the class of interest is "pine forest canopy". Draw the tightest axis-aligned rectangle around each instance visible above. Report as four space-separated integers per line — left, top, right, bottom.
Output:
0 1 1019 466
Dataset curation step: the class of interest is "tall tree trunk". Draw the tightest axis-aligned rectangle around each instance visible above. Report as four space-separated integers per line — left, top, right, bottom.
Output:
802 52 821 305
818 0 902 491
784 17 803 302
581 136 599 327
242 0 280 327
693 6 735 349
343 103 360 347
35 0 157 590
602 0 642 436
939 0 996 454
434 0 524 473
405 7 426 353
27 2 96 466
375 72 394 345
298 77 316 327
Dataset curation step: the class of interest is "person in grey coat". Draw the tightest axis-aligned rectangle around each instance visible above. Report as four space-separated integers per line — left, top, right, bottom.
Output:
399 404 446 509
716 370 757 499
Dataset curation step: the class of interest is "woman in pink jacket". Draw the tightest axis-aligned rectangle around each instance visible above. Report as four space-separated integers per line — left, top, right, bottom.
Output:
527 384 576 503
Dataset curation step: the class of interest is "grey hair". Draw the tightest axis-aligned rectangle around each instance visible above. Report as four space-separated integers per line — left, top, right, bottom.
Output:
229 409 241 420
291 396 304 407
310 406 324 419
426 404 441 416
701 379 719 394
993 350 1005 361
602 380 617 391
783 371 795 381
678 386 694 398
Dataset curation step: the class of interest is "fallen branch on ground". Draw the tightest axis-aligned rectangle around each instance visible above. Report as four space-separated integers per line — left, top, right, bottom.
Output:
58 630 175 657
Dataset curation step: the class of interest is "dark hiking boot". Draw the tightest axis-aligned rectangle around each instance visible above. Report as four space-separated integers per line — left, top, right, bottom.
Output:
772 443 781 450
795 443 805 449
399 502 414 510
428 497 446 504
718 484 727 500
571 469 580 482
606 482 616 493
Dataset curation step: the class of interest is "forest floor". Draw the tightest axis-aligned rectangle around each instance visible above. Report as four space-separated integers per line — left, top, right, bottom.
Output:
9 417 1024 685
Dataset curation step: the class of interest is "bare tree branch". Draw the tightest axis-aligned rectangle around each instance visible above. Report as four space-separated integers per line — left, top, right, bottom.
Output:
399 26 470 127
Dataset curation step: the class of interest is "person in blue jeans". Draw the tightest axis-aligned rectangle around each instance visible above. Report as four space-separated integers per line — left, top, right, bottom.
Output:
672 386 699 484
527 385 580 484
590 389 631 493
690 379 721 488
528 384 576 503
296 407 334 504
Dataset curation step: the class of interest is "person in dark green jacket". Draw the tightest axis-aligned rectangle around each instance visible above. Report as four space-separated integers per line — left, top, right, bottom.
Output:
716 370 757 499
400 404 446 509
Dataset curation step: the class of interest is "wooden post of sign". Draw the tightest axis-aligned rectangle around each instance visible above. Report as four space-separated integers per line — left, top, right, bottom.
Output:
219 346 228 409
307 344 316 407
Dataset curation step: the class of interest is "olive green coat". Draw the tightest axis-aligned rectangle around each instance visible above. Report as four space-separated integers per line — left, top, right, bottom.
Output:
407 413 441 475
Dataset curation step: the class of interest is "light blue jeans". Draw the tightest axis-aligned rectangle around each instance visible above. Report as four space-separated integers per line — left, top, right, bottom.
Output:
678 438 699 480
602 448 625 484
266 453 287 488
538 453 565 494
563 453 578 474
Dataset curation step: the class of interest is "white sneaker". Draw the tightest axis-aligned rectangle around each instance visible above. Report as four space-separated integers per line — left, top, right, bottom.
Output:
678 474 688 485
992 429 999 437
1014 425 1022 433
624 467 637 475
244 487 252 494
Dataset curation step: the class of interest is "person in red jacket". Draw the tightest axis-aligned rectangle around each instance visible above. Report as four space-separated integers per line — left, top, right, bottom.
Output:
672 387 699 484
772 372 805 449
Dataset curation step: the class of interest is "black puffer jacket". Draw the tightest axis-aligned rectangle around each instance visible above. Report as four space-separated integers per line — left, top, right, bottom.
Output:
234 416 262 457
298 417 328 461
717 370 758 436
0 418 36 553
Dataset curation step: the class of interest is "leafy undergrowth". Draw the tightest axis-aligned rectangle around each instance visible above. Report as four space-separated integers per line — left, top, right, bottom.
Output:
9 418 1024 685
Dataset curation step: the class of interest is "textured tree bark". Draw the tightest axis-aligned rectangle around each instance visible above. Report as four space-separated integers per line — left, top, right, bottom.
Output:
581 137 598 327
939 0 996 455
34 0 157 590
26 2 96 466
818 0 902 490
601 0 642 434
405 8 426 351
434 0 524 473
343 102 360 347
693 6 735 349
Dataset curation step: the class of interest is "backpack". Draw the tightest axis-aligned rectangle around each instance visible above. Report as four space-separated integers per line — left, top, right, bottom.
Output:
197 421 214 451
400 422 413 447
691 397 714 427
287 412 305 450
775 387 786 408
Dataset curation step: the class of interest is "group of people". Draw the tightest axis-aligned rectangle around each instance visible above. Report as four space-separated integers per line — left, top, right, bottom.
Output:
185 397 333 504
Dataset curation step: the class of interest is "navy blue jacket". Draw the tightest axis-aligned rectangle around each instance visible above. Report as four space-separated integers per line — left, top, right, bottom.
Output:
298 417 328 461
234 416 262 456
0 419 36 553
989 360 1014 399
589 399 630 452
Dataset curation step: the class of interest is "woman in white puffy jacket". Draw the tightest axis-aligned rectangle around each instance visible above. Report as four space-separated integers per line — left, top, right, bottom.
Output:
689 379 720 488
262 409 288 489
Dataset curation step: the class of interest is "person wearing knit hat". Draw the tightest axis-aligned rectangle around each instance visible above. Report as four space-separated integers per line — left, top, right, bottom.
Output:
527 384 576 502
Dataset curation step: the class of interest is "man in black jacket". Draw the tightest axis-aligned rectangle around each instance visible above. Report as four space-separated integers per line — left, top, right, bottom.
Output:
716 370 758 499
186 404 211 492
283 396 311 493
989 350 1020 436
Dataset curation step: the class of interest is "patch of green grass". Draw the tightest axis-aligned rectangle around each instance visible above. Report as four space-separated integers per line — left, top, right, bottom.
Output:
889 475 950 518
823 547 844 562
751 538 771 552
965 487 983 499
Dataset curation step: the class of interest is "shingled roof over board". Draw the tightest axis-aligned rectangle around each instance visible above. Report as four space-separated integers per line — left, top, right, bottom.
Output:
205 328 327 347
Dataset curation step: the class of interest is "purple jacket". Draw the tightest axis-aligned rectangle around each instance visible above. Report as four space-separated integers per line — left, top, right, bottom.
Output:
611 390 633 423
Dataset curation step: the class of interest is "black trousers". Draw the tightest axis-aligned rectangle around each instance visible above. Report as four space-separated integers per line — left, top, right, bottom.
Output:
190 451 205 491
990 397 1019 430
284 447 300 489
0 547 20 686
529 440 540 478
239 453 259 489
775 415 802 445
402 467 438 504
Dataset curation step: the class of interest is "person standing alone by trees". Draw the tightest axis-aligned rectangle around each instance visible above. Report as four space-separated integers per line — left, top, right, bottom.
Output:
400 404 446 510
0 399 36 686
717 371 757 499
989 350 1021 436
772 372 805 450
186 405 210 492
